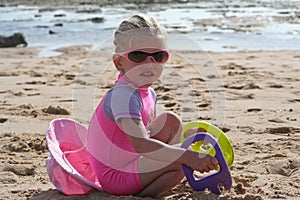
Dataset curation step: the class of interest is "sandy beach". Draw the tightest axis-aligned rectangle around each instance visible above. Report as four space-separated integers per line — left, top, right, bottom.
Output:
1 0 300 199
0 45 299 200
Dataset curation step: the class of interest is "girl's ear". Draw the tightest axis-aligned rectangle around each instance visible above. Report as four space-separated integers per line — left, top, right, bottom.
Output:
113 54 124 72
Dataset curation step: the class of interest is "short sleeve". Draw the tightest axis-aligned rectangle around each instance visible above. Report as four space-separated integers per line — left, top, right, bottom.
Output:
104 84 142 123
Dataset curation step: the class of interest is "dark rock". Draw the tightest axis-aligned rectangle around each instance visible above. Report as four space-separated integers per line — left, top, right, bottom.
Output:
54 23 63 27
0 33 27 48
54 14 66 17
49 30 57 34
34 25 49 28
88 17 105 23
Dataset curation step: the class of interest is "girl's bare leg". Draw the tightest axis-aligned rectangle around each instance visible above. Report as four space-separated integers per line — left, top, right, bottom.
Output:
148 111 182 144
137 160 184 197
137 112 184 197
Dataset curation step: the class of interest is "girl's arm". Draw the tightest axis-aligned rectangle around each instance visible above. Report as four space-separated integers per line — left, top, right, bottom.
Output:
119 118 218 172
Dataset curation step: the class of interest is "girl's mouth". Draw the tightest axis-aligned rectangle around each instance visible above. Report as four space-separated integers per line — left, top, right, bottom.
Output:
140 72 155 77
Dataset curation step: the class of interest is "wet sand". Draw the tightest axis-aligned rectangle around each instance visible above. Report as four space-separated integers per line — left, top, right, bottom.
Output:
1 0 300 54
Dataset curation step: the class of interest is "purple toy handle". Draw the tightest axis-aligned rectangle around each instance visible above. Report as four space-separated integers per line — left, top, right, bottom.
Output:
181 133 232 194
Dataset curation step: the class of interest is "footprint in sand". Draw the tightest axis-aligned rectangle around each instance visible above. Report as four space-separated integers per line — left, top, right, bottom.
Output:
27 92 41 96
189 90 202 97
159 94 174 101
268 158 300 177
3 139 31 153
268 118 286 123
2 133 46 153
188 77 205 82
0 172 18 184
164 102 176 108
219 62 246 70
17 80 46 85
197 116 211 120
197 103 210 108
288 98 300 103
26 81 45 85
266 127 292 134
15 104 38 117
12 91 24 96
221 181 264 200
27 70 42 77
247 108 262 113
0 118 8 123
233 183 247 195
154 85 171 92
227 70 247 76
0 71 20 76
65 73 76 80
237 126 255 133
23 87 39 91
3 165 35 176
225 82 260 90
227 91 255 100
0 90 10 94
267 82 284 88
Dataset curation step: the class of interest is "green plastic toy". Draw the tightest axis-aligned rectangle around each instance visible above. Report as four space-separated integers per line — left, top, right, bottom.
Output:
181 121 234 167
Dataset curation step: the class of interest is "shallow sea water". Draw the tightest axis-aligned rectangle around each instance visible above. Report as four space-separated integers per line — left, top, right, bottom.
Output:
0 0 299 57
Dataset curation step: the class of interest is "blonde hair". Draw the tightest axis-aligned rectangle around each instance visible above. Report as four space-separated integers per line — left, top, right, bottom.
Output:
113 14 167 53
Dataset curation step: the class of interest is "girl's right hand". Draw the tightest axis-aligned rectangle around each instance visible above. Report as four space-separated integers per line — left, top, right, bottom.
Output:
183 150 218 173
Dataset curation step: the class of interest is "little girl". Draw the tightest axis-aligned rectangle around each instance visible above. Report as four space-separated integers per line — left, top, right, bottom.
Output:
87 14 218 197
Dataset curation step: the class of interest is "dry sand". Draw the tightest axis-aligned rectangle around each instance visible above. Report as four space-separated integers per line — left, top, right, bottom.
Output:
0 46 299 200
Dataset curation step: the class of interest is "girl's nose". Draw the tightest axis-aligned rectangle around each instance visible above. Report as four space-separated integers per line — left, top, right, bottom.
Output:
144 56 156 63
142 59 155 69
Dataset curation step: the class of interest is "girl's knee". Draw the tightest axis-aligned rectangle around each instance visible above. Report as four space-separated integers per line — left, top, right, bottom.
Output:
163 111 181 127
149 112 182 143
161 112 182 144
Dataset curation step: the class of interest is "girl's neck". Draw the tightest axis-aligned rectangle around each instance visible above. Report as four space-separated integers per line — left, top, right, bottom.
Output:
117 73 150 89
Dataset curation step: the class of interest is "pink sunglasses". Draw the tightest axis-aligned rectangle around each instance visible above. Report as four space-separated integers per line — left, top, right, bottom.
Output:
118 49 169 64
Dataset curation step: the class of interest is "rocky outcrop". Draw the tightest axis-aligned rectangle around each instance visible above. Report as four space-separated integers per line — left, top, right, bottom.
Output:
0 33 27 47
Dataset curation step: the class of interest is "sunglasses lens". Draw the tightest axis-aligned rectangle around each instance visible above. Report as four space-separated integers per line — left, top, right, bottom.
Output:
128 51 148 63
127 51 169 63
152 51 168 63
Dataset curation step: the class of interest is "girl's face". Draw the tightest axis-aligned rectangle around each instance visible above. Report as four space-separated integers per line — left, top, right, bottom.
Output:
114 36 168 87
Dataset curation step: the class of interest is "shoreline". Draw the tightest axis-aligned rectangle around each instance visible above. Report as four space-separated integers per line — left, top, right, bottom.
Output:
1 1 300 54
1 0 231 7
